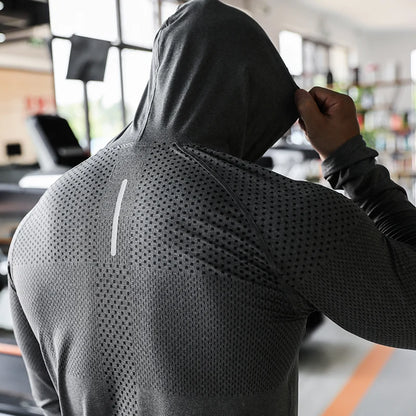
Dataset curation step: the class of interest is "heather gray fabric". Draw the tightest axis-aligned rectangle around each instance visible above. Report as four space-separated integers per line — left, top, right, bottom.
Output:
7 0 416 415
109 0 299 160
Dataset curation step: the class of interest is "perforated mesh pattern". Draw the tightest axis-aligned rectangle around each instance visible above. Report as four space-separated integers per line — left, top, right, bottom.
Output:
301 216 416 349
130 144 274 287
9 141 341 413
12 263 101 377
95 264 138 413
12 147 118 266
130 265 305 396
11 139 416 415
185 144 361 287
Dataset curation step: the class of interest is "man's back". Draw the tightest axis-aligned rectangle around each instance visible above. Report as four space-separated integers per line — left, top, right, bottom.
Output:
8 0 416 414
9 140 330 415
11 134 416 415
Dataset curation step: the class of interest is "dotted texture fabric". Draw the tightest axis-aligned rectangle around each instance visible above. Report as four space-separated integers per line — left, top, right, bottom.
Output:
8 138 416 416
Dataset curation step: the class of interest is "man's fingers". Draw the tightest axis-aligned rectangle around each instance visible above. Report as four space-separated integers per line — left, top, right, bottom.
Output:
294 88 324 128
309 86 340 101
309 86 352 113
294 86 361 159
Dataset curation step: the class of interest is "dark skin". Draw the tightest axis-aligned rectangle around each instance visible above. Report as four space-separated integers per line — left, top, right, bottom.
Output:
294 86 361 160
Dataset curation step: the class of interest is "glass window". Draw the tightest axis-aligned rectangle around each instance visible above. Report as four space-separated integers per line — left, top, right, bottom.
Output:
329 45 349 85
50 0 180 153
302 40 330 88
314 44 329 75
161 1 180 24
303 40 315 75
52 40 123 153
51 38 87 143
122 49 153 121
412 50 416 121
87 48 123 153
49 0 118 41
279 30 303 76
121 0 157 47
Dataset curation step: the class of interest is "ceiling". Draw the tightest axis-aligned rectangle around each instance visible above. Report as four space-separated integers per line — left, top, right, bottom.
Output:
0 24 51 72
294 0 416 31
0 1 50 72
0 0 49 35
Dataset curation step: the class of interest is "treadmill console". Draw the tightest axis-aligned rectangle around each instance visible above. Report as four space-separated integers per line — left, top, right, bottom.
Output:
27 115 89 170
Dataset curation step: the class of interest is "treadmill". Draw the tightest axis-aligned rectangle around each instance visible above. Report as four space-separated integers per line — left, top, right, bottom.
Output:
0 115 89 415
0 115 89 250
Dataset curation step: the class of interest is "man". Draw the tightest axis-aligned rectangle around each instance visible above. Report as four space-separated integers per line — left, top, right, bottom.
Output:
8 0 416 415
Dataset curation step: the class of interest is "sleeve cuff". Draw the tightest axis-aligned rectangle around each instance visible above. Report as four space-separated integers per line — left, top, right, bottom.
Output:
321 135 378 179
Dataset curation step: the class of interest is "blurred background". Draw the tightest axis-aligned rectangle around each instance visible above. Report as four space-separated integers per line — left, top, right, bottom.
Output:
0 0 415 415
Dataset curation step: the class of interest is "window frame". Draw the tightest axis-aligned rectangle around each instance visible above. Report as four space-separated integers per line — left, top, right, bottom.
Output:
49 0 180 127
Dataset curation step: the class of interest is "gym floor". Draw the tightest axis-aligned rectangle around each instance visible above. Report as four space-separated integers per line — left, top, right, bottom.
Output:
299 318 416 415
1 289 416 415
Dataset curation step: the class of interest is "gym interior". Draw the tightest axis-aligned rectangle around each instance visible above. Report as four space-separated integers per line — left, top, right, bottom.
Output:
0 0 416 415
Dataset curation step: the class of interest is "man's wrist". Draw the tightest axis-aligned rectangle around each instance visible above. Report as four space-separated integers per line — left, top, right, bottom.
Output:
321 135 378 180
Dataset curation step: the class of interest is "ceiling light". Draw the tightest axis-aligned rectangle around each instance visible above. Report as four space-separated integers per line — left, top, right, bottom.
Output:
0 33 6 43
0 2 4 11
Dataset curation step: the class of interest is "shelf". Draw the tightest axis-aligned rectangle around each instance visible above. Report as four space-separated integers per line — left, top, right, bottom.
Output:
348 79 414 89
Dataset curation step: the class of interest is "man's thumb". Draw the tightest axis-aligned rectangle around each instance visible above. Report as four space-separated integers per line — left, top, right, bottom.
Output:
294 89 322 126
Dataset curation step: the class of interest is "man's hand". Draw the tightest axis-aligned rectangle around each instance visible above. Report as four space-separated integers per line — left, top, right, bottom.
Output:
294 87 360 160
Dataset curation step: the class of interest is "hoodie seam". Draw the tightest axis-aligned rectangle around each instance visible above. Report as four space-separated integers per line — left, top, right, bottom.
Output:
172 143 305 313
135 28 164 142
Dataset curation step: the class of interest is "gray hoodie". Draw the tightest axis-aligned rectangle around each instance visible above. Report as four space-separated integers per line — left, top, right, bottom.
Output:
8 0 416 415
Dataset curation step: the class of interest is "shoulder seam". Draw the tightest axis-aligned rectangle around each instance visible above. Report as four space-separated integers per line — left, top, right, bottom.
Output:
172 143 305 311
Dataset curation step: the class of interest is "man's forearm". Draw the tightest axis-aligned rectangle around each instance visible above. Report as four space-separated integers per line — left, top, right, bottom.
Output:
322 135 416 246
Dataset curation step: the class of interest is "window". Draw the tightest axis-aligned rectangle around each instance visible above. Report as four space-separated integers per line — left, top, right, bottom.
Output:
122 49 152 121
302 40 330 89
49 0 118 41
412 50 416 155
51 38 87 142
49 0 180 154
120 0 157 48
279 30 350 91
412 50 416 111
278 31 303 77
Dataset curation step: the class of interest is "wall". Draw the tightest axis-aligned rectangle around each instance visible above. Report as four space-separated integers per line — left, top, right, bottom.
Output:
242 0 362 59
229 0 415 113
0 68 55 165
358 31 416 112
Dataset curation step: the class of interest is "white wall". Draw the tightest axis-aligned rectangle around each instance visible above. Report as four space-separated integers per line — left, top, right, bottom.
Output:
360 32 416 79
227 0 416 112
359 31 416 111
244 0 361 57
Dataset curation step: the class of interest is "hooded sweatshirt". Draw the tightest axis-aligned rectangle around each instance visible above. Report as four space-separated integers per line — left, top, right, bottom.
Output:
8 1 416 415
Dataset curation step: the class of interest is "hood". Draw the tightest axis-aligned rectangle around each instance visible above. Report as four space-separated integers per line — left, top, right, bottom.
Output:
130 0 299 162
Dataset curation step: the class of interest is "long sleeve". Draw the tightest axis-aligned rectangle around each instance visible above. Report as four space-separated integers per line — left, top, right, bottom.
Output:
182 142 416 350
296 212 416 349
322 134 416 245
292 135 416 348
8 270 61 416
